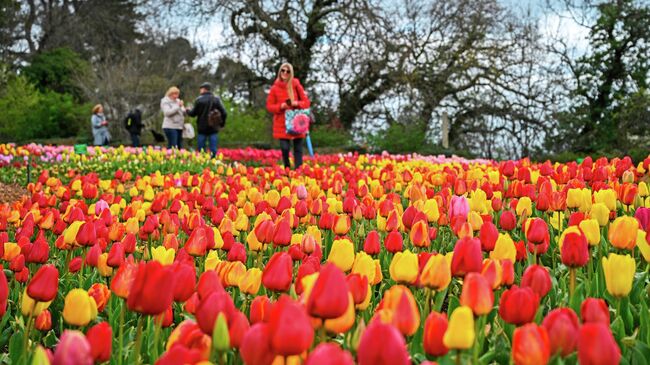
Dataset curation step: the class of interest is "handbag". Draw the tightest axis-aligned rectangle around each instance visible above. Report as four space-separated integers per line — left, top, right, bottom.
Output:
285 109 311 135
284 87 313 135
182 123 195 139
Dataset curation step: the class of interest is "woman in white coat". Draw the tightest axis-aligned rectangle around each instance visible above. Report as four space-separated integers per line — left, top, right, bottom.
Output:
161 86 186 149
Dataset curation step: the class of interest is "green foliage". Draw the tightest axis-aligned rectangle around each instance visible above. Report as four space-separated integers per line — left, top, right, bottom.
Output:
308 125 352 149
551 0 650 154
0 75 89 142
207 99 274 148
366 121 472 157
22 48 89 100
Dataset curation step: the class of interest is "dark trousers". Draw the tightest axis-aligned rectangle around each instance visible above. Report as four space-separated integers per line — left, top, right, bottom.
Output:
280 138 303 169
163 128 182 149
130 133 140 147
198 133 218 158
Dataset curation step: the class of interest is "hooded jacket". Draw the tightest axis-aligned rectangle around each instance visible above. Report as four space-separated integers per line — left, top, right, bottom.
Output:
266 78 310 140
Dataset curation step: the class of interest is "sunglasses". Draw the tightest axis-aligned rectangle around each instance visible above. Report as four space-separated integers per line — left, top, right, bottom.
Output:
280 69 291 74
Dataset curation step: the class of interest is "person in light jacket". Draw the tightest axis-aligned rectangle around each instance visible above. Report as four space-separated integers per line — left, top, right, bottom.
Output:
91 104 111 146
160 86 186 149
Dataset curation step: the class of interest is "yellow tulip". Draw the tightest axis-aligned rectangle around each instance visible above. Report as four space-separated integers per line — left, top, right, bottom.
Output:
63 221 84 246
205 250 221 272
516 197 532 216
423 199 440 223
97 253 113 277
21 290 52 317
327 238 355 272
602 253 636 298
608 216 639 250
579 219 600 246
443 306 475 350
246 231 263 252
62 289 98 326
594 189 617 211
420 254 451 290
550 211 565 231
589 203 610 227
238 268 262 295
389 250 418 284
637 229 650 263
489 233 516 262
151 246 175 266
351 252 376 283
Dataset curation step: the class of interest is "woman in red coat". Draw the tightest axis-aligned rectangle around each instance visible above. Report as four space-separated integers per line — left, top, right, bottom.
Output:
266 63 311 169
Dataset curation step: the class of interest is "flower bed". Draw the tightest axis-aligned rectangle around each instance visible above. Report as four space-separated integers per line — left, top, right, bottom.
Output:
0 143 649 364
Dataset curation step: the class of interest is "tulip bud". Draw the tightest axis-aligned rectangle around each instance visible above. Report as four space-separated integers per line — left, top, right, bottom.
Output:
212 313 230 352
443 306 475 350
512 323 550 365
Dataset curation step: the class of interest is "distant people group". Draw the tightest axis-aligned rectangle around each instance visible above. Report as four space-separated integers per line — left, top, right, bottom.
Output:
90 62 311 169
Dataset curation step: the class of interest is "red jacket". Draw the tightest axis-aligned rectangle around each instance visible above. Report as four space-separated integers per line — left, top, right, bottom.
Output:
266 78 311 139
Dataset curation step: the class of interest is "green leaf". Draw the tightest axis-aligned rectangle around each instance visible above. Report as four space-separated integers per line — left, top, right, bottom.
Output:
9 331 24 365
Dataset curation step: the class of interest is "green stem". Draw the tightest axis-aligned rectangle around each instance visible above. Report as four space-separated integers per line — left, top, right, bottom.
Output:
569 268 576 304
133 316 145 365
22 312 34 364
456 349 462 365
118 302 125 365
153 317 161 361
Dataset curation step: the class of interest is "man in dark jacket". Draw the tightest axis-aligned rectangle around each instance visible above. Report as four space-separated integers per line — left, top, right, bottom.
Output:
123 109 143 147
186 82 227 158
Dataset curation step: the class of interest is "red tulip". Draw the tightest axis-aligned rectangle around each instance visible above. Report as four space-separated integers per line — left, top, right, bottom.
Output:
156 346 205 365
363 230 381 255
9 254 25 272
155 306 174 328
86 322 112 363
240 323 275 365
580 298 610 325
185 227 208 256
272 219 292 247
347 273 369 305
499 285 540 325
578 323 621 365
357 321 410 365
542 308 580 357
227 242 247 263
27 264 59 302
195 291 235 335
262 252 293 292
521 265 552 298
451 237 483 277
499 210 517 231
35 309 52 331
69 257 83 273
500 259 515 287
197 270 225 300
460 272 494 316
384 231 403 253
0 269 7 317
250 295 272 324
479 221 499 251
526 218 549 245
423 312 448 357
85 243 101 267
110 260 138 298
561 231 589 267
305 343 354 365
512 323 550 365
26 239 49 264
307 264 349 319
172 262 196 302
88 283 111 312
268 295 314 356
127 261 175 315
106 243 125 268
228 310 250 349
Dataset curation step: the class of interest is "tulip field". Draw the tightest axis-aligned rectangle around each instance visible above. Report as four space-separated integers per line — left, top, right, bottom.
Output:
1 143 650 365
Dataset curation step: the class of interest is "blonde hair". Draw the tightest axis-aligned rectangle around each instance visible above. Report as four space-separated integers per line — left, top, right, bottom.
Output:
277 63 295 102
166 86 180 97
92 104 103 114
